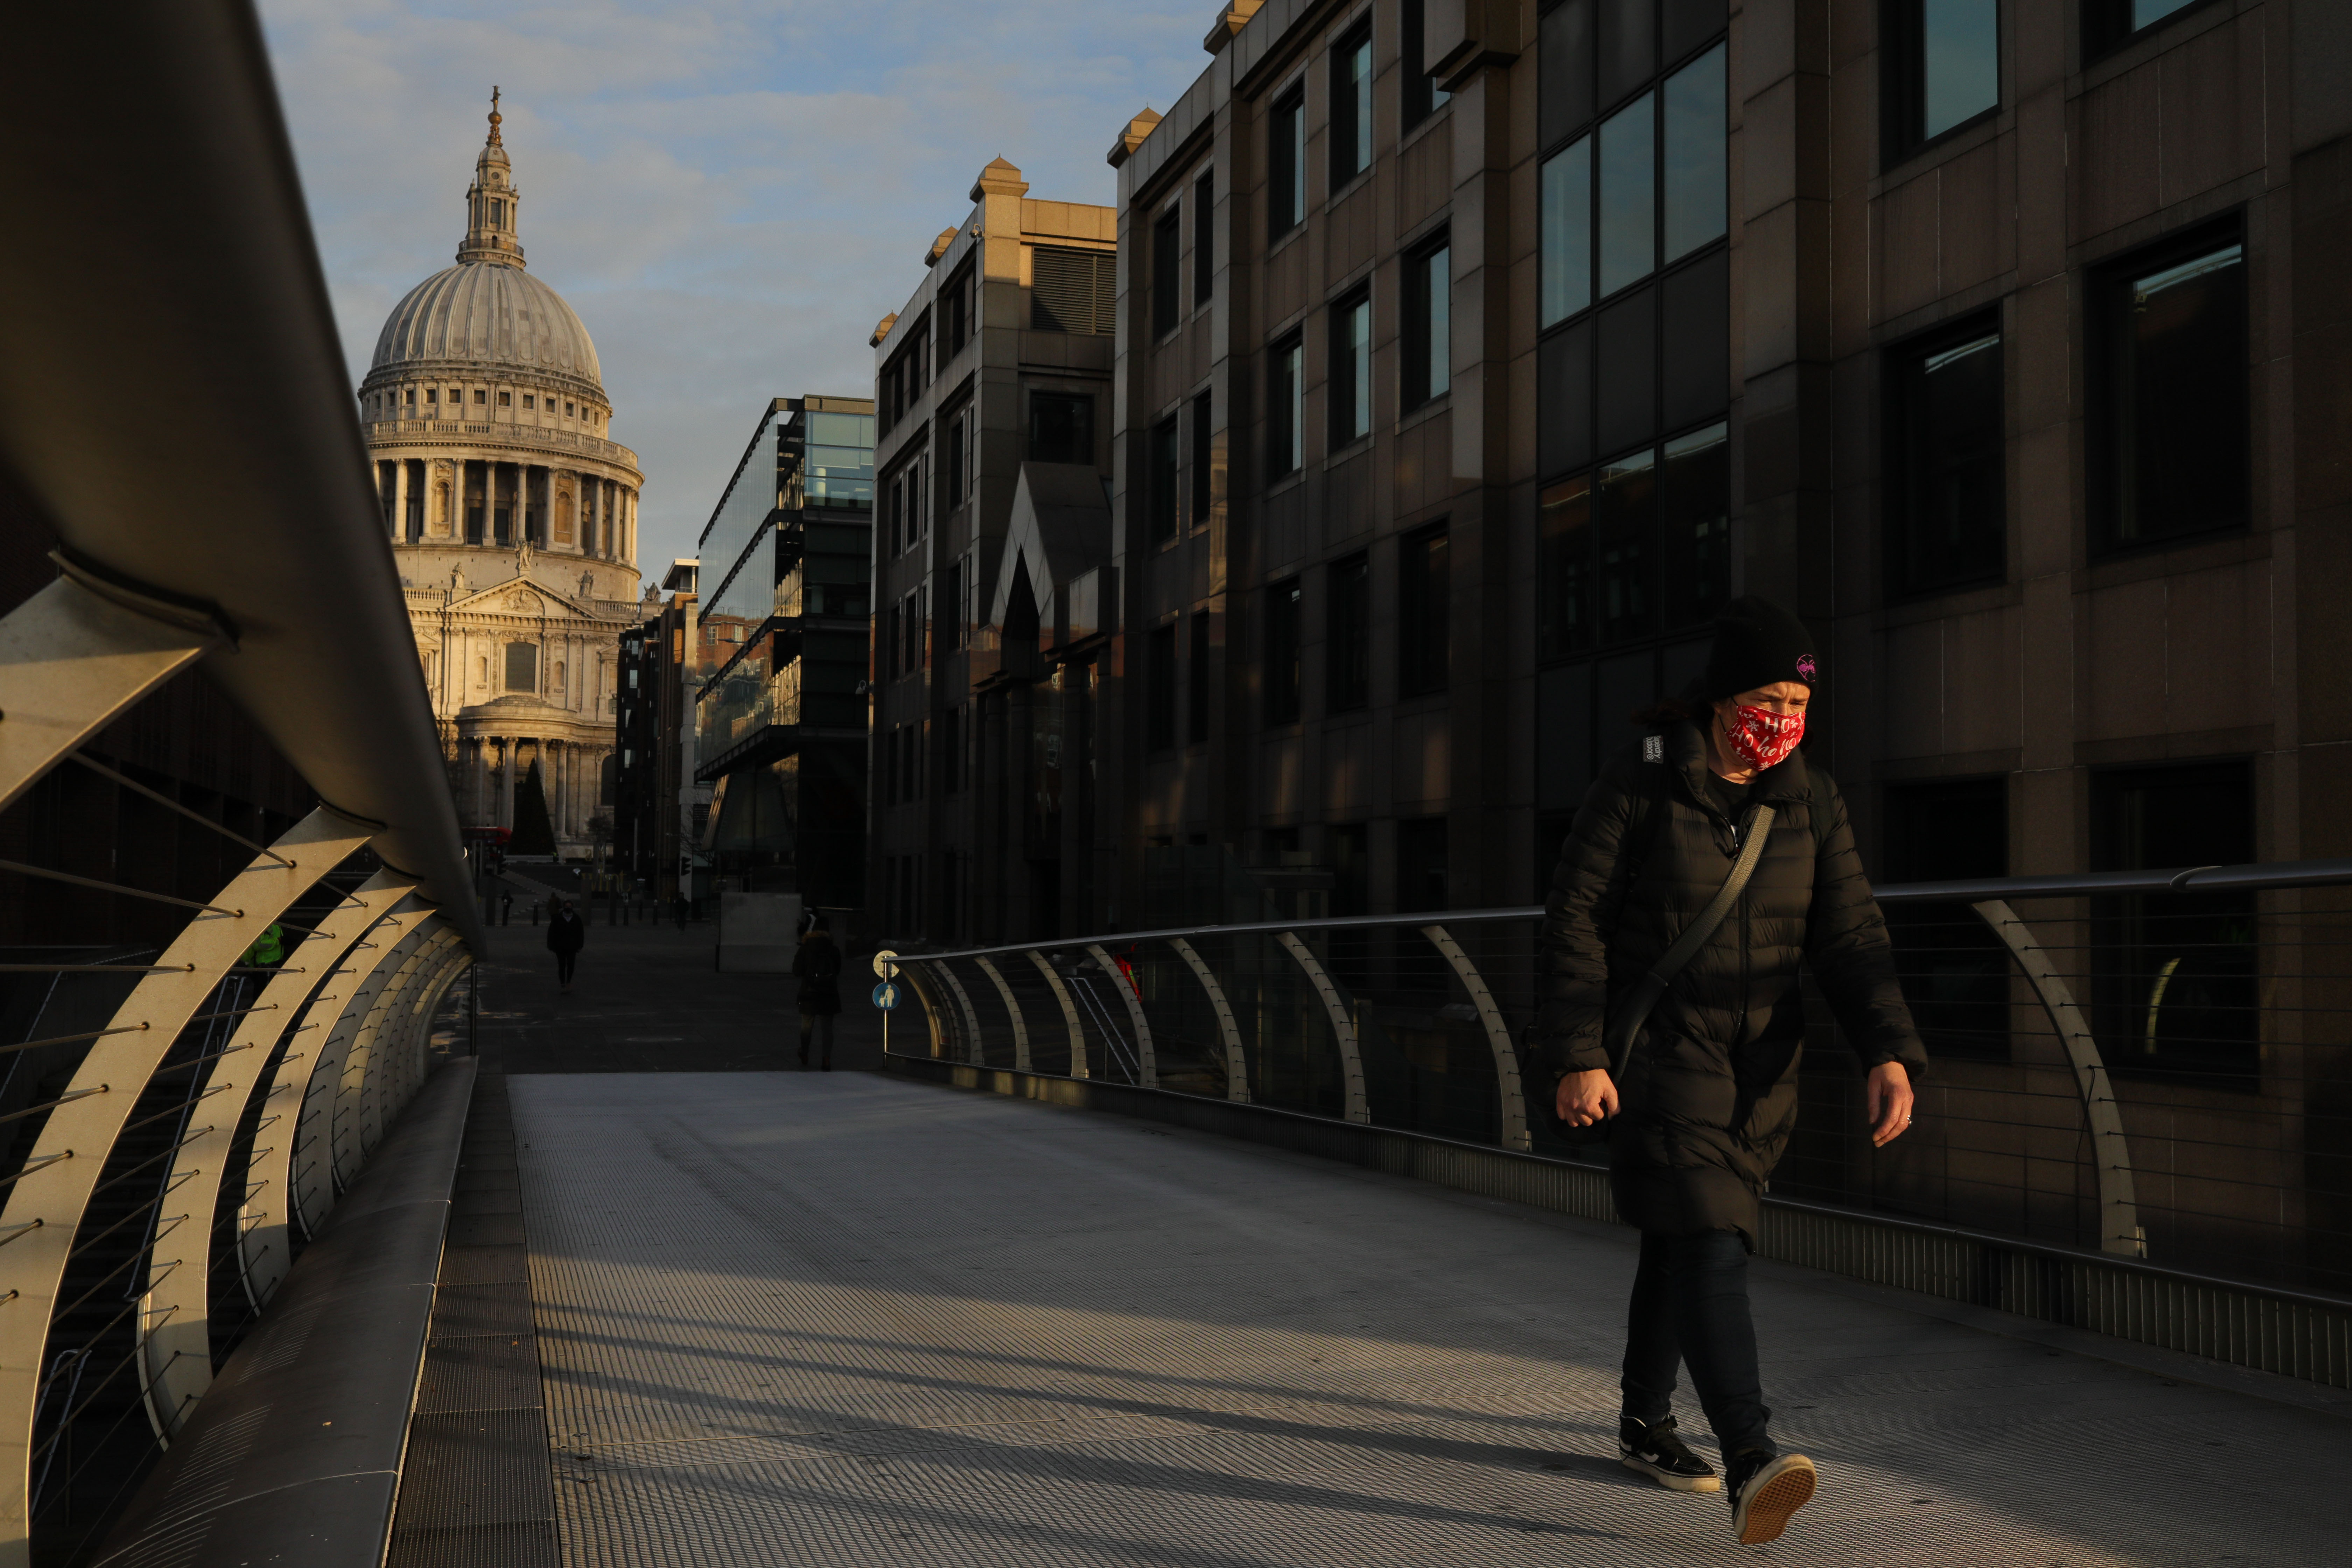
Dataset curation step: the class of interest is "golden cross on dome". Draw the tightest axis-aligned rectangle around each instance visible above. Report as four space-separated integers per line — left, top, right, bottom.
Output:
488 85 503 142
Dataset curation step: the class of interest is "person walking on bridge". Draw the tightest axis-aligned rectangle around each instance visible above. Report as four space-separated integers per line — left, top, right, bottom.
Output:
547 896 586 993
1536 595 1927 1545
793 914 842 1070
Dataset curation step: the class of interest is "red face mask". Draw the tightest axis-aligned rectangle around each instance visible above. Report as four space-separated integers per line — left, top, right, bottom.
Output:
1726 703 1805 771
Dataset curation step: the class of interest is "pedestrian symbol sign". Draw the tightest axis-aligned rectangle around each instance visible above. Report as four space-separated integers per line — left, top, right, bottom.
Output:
873 981 901 1010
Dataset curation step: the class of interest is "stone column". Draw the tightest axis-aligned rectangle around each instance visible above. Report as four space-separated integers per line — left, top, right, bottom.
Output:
391 460 409 542
500 738 516 828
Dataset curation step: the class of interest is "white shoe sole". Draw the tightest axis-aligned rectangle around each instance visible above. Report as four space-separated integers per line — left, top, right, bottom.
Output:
1732 1453 1817 1544
1619 1451 1722 1493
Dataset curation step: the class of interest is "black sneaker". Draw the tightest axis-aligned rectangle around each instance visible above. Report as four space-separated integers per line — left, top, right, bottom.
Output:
1617 1417 1720 1493
1726 1449 1816 1544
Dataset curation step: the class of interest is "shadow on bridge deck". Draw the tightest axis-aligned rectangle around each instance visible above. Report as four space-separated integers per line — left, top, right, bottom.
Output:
498 1056 2349 1567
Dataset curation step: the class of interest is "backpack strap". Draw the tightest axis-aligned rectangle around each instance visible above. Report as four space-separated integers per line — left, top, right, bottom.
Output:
1605 803 1778 1080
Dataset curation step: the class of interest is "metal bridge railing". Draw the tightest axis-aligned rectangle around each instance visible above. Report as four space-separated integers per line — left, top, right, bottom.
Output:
1 7 492 1560
884 855 2352 1317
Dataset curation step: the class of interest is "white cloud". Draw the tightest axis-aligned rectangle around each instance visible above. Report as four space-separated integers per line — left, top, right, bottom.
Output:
258 0 1204 571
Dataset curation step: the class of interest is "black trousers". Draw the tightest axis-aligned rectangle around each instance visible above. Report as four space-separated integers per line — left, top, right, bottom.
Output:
799 1011 834 1059
555 951 577 985
1620 1228 1771 1457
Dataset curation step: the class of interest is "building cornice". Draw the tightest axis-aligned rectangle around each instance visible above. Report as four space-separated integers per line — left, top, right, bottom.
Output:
363 419 642 481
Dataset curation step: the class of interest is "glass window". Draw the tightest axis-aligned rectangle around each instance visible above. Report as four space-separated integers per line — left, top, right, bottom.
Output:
1399 525 1449 696
2091 762 2256 1080
1194 170 1215 306
1189 610 1212 743
2087 0 2199 57
1598 0 1654 109
1540 0 1595 149
1269 337 1305 478
1658 421 1729 629
1330 293 1372 446
1265 577 1303 724
1328 554 1371 713
1892 324 2005 594
504 641 537 693
1030 391 1094 464
1892 0 1999 153
1540 475 1594 658
1271 87 1307 237
1147 622 1178 751
1150 416 1181 544
1191 391 1213 526
1922 0 1998 140
1662 44 1725 262
1403 0 1452 128
1153 204 1183 337
1405 241 1451 408
1883 777 2012 1060
1598 93 1656 296
1595 448 1657 644
2099 237 2247 551
1541 136 1593 326
1332 26 1374 184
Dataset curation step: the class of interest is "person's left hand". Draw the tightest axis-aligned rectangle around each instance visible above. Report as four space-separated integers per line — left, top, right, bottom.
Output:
1866 1061 1914 1148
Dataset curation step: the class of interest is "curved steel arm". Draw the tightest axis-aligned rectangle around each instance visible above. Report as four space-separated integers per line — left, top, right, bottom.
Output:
139 869 400 1439
931 961 987 1066
1973 898 2145 1257
291 905 435 1239
0 578 215 816
1025 951 1089 1078
1275 932 1368 1124
1084 945 1155 1089
1168 938 1248 1102
331 922 452 1189
238 874 416 1309
0 807 377 1541
973 957 1031 1071
1420 925 1529 1151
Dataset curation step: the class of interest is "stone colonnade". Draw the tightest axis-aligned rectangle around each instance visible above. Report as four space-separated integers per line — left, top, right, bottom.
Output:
459 732 611 849
377 455 635 561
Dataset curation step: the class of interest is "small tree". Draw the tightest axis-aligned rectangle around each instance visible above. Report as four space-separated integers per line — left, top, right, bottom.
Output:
510 759 558 855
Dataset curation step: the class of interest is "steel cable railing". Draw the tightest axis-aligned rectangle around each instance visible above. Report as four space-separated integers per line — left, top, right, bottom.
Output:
884 857 2352 1315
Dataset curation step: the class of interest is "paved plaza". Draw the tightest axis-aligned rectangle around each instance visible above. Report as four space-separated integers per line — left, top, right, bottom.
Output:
493 1015 2350 1565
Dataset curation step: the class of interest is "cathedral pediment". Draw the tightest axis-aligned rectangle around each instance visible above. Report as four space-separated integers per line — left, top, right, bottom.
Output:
446 572 607 622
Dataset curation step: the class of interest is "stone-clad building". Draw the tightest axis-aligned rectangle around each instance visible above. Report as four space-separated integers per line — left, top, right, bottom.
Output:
1066 0 2347 1259
867 162 1119 943
359 96 643 858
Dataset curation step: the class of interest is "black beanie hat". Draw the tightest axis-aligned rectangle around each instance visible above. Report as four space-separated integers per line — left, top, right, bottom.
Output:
1704 595 1818 699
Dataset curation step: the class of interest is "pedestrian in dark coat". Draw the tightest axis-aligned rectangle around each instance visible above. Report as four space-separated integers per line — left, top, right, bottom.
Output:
1536 595 1927 1545
792 916 842 1070
546 898 586 991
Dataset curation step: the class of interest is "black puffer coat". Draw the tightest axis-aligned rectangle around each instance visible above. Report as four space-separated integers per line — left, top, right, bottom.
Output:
793 932 843 1015
1536 720 1926 1245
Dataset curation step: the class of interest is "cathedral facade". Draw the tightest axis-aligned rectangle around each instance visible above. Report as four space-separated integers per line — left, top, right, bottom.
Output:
359 95 643 858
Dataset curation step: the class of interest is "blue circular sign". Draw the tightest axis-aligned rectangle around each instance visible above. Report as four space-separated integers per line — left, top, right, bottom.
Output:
872 981 901 1010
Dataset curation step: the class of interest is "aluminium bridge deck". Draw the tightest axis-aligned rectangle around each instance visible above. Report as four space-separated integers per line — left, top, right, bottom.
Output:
509 1069 2349 1567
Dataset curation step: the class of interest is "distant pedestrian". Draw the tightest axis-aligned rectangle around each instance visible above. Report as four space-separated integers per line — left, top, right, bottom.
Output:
547 897 586 992
673 894 688 931
500 890 513 926
1536 596 1927 1545
792 915 842 1070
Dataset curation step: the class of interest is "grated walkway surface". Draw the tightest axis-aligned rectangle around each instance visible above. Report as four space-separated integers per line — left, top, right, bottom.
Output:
512 1071 2350 1567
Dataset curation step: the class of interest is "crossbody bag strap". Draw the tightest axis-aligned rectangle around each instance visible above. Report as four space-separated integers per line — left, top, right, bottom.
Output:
1605 803 1777 1080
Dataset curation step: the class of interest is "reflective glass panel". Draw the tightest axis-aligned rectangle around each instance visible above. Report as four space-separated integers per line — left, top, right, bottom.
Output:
1599 93 1656 296
1662 45 1726 262
1922 0 1999 140
1541 136 1592 326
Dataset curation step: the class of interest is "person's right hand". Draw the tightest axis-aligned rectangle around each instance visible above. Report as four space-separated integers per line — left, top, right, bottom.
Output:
1554 1068 1619 1128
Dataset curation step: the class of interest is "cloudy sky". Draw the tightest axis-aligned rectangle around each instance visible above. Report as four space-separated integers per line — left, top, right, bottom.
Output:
257 0 1205 574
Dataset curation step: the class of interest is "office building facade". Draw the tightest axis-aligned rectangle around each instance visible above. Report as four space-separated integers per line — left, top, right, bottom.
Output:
695 397 876 914
868 161 1119 944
